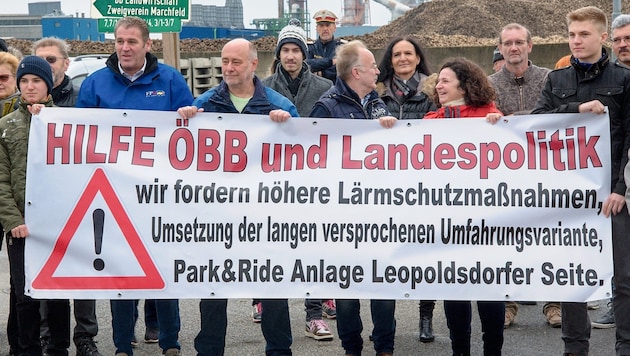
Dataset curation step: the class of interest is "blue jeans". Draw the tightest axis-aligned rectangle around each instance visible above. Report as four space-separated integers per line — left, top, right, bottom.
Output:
195 299 292 356
111 299 180 355
336 299 396 355
444 300 504 356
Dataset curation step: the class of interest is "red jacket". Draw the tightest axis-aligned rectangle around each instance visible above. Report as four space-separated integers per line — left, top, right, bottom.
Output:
424 102 502 119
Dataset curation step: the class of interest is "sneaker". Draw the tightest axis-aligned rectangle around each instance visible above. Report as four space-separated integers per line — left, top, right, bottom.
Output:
144 327 159 343
322 299 336 319
592 303 615 329
75 337 102 356
252 302 262 323
543 303 562 328
305 319 334 341
131 336 138 347
504 302 518 328
587 301 600 310
163 348 181 356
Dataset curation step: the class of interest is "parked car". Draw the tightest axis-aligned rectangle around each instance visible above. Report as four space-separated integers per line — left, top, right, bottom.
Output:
66 54 108 90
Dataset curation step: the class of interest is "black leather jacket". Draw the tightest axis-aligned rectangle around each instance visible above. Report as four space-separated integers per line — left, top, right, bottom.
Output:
532 51 630 195
52 75 78 108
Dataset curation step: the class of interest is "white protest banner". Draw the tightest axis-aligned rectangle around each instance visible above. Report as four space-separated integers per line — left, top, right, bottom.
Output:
24 107 612 302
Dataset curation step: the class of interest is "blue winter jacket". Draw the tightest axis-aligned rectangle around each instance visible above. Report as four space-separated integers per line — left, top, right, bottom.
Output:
76 52 193 111
309 78 390 119
192 76 298 117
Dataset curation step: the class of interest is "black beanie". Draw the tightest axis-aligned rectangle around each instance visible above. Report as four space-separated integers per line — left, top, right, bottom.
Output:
492 47 504 63
276 19 308 59
17 56 53 95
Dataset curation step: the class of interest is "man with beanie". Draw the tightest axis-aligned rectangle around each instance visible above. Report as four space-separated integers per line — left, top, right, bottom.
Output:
492 47 505 73
31 36 102 356
77 16 192 356
307 9 344 82
0 55 71 356
261 19 334 341
263 19 332 116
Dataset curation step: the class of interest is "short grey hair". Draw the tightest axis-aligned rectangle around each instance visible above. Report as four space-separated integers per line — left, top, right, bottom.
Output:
612 14 630 32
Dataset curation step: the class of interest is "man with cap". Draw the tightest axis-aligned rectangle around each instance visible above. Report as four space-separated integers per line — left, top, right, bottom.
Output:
307 9 344 82
492 47 505 73
0 55 71 356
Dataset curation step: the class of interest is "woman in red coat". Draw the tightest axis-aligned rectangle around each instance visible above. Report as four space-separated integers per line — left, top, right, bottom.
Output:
424 57 502 122
424 57 504 356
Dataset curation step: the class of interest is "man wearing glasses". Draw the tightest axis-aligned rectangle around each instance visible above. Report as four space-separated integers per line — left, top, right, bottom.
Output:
33 38 77 107
488 23 550 329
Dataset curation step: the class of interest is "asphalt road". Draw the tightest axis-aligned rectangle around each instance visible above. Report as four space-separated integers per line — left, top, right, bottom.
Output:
0 250 616 355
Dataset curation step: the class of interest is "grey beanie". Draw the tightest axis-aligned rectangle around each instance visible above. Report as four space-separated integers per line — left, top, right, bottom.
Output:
17 56 53 95
276 19 308 59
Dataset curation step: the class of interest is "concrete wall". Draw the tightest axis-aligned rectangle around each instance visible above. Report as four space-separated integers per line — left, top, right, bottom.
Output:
184 43 574 78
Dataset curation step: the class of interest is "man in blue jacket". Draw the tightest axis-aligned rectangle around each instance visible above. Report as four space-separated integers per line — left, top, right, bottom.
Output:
76 16 193 356
176 38 296 356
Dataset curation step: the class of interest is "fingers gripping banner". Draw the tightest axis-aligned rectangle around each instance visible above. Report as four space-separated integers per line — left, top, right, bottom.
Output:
23 108 613 301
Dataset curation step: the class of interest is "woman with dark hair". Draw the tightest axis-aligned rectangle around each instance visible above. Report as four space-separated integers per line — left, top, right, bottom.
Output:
425 57 502 120
376 36 436 120
376 36 438 343
425 57 503 356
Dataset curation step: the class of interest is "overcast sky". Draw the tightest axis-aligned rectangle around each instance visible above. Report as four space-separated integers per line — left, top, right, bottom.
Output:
0 0 398 35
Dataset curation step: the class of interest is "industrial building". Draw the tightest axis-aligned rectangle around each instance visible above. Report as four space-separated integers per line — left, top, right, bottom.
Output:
0 0 426 42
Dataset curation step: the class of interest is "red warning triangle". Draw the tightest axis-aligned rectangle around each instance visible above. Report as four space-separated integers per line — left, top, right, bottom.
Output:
32 168 165 290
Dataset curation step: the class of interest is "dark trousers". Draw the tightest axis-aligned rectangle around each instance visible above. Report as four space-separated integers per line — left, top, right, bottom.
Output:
7 236 70 356
444 300 504 356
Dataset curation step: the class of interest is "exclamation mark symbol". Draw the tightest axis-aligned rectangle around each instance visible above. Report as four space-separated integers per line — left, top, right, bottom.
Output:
93 208 105 271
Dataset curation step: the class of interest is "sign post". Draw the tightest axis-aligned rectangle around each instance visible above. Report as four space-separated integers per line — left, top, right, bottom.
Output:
92 0 190 33
91 0 191 71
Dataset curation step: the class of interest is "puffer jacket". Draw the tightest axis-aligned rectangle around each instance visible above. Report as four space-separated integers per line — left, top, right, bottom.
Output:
532 51 630 196
309 78 390 119
193 76 298 117
376 74 436 119
0 96 54 231
488 61 550 115
262 63 332 117
424 102 502 119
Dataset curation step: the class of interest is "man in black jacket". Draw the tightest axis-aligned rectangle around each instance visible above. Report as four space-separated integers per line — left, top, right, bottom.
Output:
532 6 630 356
33 38 77 107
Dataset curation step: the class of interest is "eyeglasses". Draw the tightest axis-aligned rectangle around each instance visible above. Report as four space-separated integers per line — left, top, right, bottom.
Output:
355 63 379 69
40 56 66 64
0 74 13 83
612 35 630 44
501 40 528 47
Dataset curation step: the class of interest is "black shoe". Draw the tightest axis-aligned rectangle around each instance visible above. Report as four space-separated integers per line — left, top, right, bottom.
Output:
76 337 102 356
144 327 159 343
419 315 435 343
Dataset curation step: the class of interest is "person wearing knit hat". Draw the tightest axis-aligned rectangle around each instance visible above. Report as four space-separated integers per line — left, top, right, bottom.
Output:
276 19 308 59
492 46 505 72
16 55 53 96
0 51 69 356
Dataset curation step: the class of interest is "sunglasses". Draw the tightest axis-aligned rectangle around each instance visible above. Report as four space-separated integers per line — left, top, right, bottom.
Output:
41 56 66 64
0 74 13 83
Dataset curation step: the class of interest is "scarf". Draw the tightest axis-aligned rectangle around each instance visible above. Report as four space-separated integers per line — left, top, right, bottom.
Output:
391 72 419 103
